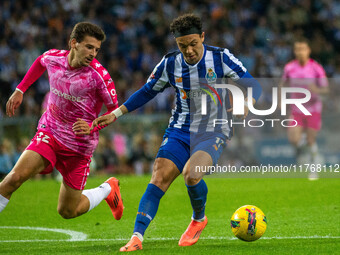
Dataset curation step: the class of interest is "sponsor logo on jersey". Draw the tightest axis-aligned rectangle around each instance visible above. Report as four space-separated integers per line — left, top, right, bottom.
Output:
51 88 84 102
180 89 187 99
110 89 116 97
180 89 205 100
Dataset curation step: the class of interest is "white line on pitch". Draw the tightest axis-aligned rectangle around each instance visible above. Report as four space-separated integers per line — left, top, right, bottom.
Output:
0 226 87 241
1 236 339 243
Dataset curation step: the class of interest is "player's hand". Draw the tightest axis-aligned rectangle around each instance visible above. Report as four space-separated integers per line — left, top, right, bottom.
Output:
6 90 23 117
309 84 320 94
90 113 116 131
73 118 91 135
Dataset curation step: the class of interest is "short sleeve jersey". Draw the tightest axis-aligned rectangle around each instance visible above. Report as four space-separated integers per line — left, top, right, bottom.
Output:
282 59 328 113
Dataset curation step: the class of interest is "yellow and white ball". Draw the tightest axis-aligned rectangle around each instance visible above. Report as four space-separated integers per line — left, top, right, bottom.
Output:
230 205 267 241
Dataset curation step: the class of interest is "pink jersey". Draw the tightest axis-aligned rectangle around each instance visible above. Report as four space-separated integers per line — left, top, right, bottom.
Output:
41 91 50 112
282 59 328 114
17 49 118 156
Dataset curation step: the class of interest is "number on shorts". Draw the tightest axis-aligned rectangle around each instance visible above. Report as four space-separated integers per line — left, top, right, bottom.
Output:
213 137 225 151
37 132 50 144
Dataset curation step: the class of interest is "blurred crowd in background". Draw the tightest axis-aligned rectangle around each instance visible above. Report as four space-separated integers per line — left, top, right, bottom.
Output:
1 0 340 176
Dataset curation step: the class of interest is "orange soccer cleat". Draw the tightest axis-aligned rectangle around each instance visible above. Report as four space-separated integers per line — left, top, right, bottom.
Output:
178 216 208 246
105 177 124 220
120 236 143 252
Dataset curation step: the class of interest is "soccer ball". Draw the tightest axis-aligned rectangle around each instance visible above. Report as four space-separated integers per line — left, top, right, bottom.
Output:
230 205 267 242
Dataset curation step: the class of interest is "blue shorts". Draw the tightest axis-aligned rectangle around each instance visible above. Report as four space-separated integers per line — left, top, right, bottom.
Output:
156 127 226 173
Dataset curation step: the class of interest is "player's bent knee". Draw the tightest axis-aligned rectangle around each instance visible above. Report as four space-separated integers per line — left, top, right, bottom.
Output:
58 210 76 220
150 172 169 191
150 158 175 191
57 207 77 219
183 170 201 186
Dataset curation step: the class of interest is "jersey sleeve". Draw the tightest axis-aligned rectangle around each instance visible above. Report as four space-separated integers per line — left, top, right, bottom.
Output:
124 57 170 112
16 55 46 93
281 64 290 82
314 62 328 87
145 56 169 90
40 49 68 67
97 76 118 110
234 72 262 102
222 49 247 81
221 49 262 101
17 49 69 93
90 63 119 133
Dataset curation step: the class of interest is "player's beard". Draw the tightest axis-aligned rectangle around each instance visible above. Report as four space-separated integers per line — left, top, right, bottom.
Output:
83 56 93 66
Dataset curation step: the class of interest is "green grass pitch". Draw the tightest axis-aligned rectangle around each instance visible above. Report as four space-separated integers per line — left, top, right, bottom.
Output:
0 175 339 254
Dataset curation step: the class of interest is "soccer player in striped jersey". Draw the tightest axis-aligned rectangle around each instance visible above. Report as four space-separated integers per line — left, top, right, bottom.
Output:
93 14 262 251
0 22 124 221
281 39 329 180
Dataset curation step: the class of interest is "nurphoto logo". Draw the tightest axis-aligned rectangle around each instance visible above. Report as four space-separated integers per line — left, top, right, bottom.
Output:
201 84 311 128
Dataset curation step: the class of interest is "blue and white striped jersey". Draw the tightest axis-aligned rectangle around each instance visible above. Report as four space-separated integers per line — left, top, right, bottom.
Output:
124 44 260 138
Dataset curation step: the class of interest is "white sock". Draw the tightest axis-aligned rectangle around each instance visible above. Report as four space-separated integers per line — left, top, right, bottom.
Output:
132 232 144 242
192 215 205 222
82 182 111 212
311 143 318 154
0 194 9 212
310 143 318 163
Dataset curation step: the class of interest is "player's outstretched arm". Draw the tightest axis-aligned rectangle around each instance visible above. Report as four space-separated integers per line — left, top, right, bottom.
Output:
309 83 329 95
6 54 46 117
91 105 128 130
91 73 162 132
6 90 23 117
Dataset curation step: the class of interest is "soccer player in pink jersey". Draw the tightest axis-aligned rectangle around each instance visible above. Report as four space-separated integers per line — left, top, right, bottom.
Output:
281 38 329 180
0 22 124 220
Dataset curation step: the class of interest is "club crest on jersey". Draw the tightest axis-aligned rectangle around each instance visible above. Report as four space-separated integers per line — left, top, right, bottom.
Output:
206 68 217 83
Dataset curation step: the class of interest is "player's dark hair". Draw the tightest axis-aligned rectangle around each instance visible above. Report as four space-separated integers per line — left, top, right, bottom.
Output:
69 22 106 47
170 14 202 37
294 37 310 46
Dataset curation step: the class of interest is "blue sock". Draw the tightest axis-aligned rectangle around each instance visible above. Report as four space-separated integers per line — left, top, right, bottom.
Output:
186 179 207 220
133 183 165 236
